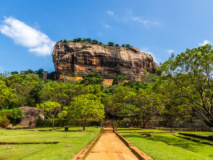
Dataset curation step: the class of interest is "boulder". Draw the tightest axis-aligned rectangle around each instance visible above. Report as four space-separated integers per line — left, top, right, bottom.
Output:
19 107 44 128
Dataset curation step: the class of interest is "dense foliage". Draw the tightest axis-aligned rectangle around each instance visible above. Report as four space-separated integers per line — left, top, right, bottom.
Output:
1 44 213 129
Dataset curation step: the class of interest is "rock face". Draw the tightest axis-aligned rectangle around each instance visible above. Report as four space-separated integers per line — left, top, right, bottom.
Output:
52 42 158 81
19 107 44 128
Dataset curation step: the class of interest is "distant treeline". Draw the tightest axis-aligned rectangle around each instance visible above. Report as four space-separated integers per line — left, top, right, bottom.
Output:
58 38 133 47
1 69 55 80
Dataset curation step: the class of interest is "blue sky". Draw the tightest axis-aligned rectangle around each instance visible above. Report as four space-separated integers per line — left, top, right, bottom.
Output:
0 0 213 73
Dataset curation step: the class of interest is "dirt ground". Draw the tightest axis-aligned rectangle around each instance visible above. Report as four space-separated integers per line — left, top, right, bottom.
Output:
85 128 138 160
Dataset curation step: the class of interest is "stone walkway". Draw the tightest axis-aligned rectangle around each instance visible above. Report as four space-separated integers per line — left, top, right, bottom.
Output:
85 128 138 160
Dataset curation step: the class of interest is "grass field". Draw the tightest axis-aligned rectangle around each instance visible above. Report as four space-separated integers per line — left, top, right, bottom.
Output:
118 129 213 160
0 127 101 160
117 128 168 133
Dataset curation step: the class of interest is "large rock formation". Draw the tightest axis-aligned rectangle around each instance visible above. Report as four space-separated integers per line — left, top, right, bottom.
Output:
52 42 158 81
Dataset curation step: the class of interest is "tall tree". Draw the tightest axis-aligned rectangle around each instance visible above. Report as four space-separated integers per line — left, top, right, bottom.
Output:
37 101 62 129
6 74 40 107
161 44 213 126
0 80 16 109
61 94 105 130
136 89 164 128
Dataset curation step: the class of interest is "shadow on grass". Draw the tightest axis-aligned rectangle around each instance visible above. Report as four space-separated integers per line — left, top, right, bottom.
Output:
123 133 203 152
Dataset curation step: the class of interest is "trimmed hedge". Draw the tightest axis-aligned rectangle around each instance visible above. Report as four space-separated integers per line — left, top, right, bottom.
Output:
36 118 100 127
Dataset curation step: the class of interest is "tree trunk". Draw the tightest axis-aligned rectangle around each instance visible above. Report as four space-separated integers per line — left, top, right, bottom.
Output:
83 119 86 131
52 118 54 129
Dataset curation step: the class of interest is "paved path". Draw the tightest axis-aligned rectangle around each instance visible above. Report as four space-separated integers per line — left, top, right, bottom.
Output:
85 128 138 160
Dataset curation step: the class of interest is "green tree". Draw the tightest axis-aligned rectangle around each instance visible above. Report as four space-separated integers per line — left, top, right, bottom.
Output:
126 44 130 47
37 101 62 129
161 44 213 126
0 108 24 127
118 104 139 125
136 89 164 128
11 71 18 75
112 75 127 85
80 73 104 85
108 42 114 46
6 74 40 107
92 40 98 44
77 38 82 42
0 80 16 109
62 94 105 130
86 38 92 43
34 68 44 79
103 86 136 117
155 79 192 127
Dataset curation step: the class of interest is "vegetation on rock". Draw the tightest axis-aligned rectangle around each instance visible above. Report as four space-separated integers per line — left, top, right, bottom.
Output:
58 38 133 47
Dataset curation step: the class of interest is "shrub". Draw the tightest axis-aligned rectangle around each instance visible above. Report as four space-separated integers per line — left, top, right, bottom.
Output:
36 118 99 127
108 42 114 46
0 108 24 127
92 40 98 44
126 44 130 47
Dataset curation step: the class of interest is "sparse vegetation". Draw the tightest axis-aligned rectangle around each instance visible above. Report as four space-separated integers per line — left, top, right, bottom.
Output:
58 38 133 47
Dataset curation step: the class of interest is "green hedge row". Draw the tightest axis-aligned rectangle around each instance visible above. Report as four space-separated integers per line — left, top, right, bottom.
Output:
36 118 100 127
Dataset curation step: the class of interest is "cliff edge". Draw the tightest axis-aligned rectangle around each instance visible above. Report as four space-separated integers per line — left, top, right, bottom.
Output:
52 42 158 81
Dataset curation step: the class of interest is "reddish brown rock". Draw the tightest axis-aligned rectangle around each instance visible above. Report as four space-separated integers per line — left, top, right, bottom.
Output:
19 107 44 128
52 42 158 81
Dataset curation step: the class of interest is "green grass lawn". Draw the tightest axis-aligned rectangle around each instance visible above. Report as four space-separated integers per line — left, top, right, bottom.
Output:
0 127 101 160
117 128 168 133
179 131 213 136
119 130 213 160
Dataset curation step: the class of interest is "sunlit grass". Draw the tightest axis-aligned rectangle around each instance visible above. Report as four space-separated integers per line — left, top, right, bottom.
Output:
0 127 101 160
120 131 213 160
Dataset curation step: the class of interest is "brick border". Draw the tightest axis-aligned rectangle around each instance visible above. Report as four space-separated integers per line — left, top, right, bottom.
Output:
71 129 103 160
114 131 153 160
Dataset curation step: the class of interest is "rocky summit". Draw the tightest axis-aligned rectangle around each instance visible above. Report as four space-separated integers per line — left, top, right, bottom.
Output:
52 42 158 81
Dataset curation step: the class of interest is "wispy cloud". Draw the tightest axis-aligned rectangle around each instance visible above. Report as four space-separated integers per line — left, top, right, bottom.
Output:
107 10 114 16
131 17 159 26
167 49 174 54
0 17 55 56
0 66 4 72
199 40 210 46
104 24 111 28
97 32 103 36
108 10 160 28
101 22 111 29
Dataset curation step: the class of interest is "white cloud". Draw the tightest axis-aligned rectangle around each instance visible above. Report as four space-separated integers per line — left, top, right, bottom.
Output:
97 32 103 36
107 10 114 16
104 24 111 28
0 17 55 56
0 66 4 72
131 16 159 26
140 48 159 64
199 40 210 46
101 22 111 29
167 49 174 54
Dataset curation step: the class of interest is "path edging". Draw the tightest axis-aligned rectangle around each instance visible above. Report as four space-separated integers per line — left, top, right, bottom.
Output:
73 128 103 160
114 131 153 160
